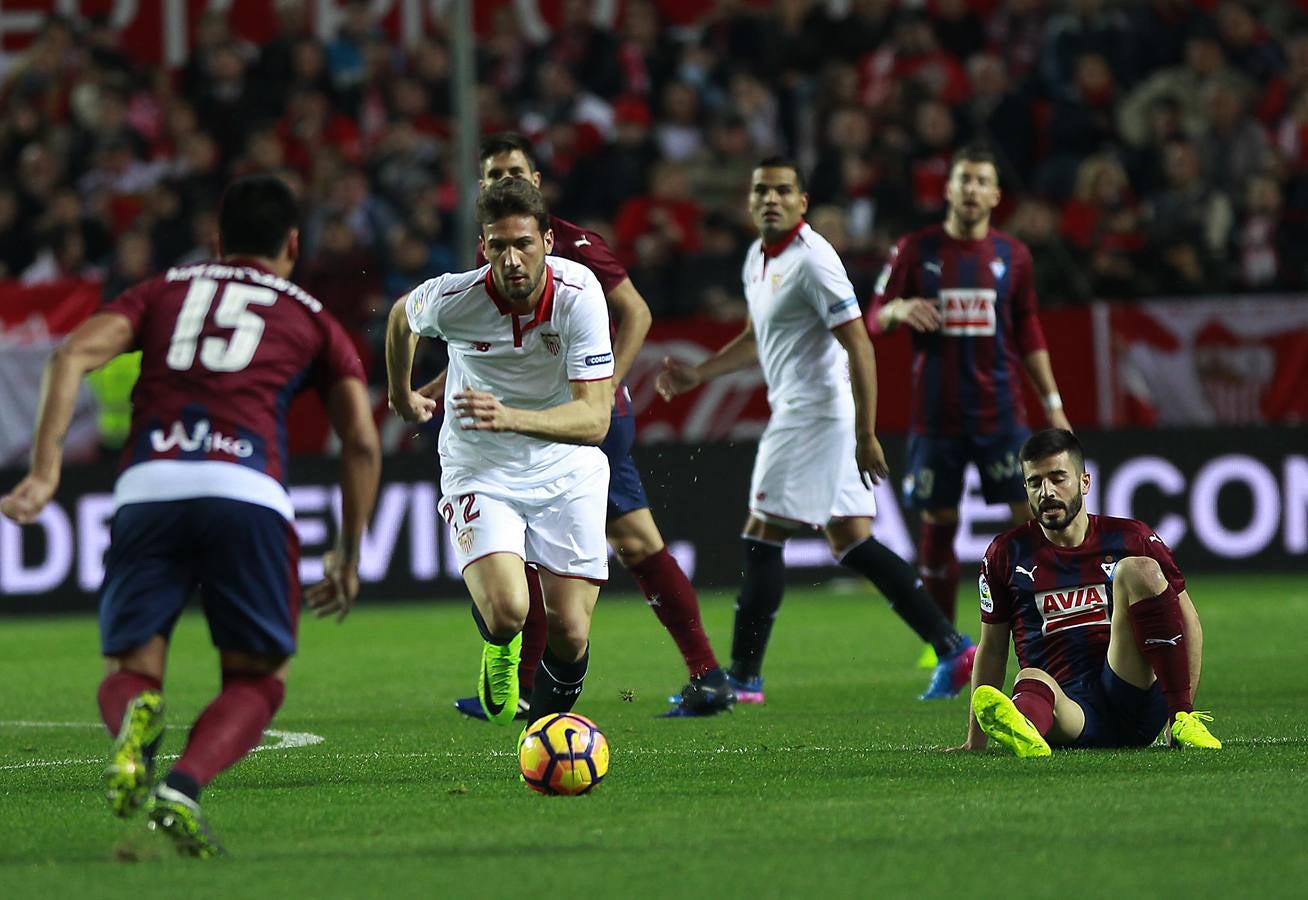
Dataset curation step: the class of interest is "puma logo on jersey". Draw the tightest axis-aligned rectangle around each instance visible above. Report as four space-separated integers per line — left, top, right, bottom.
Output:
924 261 942 275
1015 564 1037 580
1145 634 1183 647
1037 583 1110 635
1149 534 1162 543
574 236 591 247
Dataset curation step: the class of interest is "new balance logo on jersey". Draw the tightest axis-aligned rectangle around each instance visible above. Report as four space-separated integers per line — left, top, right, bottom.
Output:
150 419 254 458
1015 564 1038 580
542 332 561 356
471 341 491 352
1036 583 1110 635
1145 634 1183 647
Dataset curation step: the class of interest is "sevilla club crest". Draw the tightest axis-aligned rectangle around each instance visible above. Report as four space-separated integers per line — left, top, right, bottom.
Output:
541 332 561 356
457 527 474 555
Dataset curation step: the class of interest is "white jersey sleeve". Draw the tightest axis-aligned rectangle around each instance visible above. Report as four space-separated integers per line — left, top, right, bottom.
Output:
561 269 615 382
405 274 448 338
800 241 861 330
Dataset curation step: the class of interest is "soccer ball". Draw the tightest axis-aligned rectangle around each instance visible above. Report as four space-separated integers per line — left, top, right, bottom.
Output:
518 712 610 795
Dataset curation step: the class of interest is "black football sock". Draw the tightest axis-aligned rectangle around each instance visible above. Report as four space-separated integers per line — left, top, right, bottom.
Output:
730 538 786 681
839 537 965 658
470 602 515 645
162 770 200 802
527 643 589 719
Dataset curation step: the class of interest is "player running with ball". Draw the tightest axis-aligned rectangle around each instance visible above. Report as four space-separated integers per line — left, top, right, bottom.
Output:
957 429 1221 755
386 178 613 731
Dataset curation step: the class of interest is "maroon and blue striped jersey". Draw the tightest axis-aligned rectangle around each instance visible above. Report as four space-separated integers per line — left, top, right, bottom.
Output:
979 515 1186 687
104 260 364 510
869 225 1048 437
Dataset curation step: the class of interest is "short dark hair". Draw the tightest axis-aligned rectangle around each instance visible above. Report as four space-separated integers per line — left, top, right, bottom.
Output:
1020 428 1085 474
755 155 806 192
950 143 1000 180
477 177 550 235
479 132 538 172
219 174 299 258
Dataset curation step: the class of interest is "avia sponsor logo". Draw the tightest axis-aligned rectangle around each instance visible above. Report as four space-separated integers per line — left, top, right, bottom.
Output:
938 289 997 336
149 420 254 459
1037 583 1110 635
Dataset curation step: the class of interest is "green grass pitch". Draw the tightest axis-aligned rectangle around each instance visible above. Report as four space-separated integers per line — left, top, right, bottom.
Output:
1 574 1305 898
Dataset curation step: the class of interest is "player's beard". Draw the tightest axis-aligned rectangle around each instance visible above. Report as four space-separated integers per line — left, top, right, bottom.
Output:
1034 492 1082 531
497 261 544 301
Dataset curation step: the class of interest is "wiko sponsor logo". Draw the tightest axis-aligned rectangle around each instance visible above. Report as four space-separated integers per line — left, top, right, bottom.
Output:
150 419 254 458
1037 583 1110 635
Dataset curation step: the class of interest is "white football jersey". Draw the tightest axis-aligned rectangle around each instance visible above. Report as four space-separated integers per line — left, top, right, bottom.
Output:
742 222 862 423
406 256 614 492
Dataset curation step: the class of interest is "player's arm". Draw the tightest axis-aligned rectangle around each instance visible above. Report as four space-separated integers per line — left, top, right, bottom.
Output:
875 297 941 334
453 377 612 445
0 312 134 524
655 318 759 400
957 621 1012 751
384 294 439 424
831 319 889 486
604 277 652 385
1178 589 1203 700
305 376 382 623
869 240 939 335
1022 349 1072 432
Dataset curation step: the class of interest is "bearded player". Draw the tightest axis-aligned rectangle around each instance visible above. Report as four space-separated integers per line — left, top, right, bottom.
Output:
956 429 1221 755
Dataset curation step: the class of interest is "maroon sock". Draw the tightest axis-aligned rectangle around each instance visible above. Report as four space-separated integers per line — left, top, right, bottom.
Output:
1128 586 1193 719
630 547 719 678
170 672 285 789
1011 679 1056 736
97 671 162 736
917 520 960 624
518 565 548 693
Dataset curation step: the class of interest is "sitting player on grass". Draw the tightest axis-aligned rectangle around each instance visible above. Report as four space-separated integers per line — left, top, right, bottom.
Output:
953 428 1221 756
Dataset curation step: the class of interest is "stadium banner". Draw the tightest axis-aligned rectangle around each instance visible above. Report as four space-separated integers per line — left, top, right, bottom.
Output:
2 427 1304 614
0 280 104 469
1108 296 1308 428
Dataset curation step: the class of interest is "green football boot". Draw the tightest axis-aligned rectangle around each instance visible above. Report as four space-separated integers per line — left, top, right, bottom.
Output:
916 644 939 670
972 685 1052 758
104 690 165 817
146 784 228 858
1171 711 1221 749
478 633 523 727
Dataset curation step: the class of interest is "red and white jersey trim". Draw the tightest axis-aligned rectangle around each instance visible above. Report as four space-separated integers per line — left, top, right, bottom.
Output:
113 460 295 521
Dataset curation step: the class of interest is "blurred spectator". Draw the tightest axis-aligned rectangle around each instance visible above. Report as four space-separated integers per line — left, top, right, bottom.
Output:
1129 0 1207 75
686 115 756 222
1118 27 1250 146
1039 0 1136 101
861 13 969 110
1232 171 1299 291
21 224 97 284
540 0 623 99
1216 1 1286 84
560 95 657 219
1144 137 1234 266
1061 154 1146 298
1038 52 1121 198
655 81 705 162
298 214 382 336
0 185 36 278
383 223 453 300
674 211 749 320
930 0 985 63
1007 198 1093 305
984 0 1048 81
1199 75 1274 194
961 53 1036 182
614 160 702 268
907 99 957 223
327 0 379 100
102 228 154 300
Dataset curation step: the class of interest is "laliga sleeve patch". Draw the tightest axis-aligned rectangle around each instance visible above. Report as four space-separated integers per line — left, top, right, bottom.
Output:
979 573 994 614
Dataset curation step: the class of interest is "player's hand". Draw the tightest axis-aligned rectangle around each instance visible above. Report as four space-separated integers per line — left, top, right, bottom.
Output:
1048 408 1072 432
389 388 438 423
0 473 58 525
894 298 941 333
655 356 702 401
452 388 516 432
855 432 889 488
305 550 359 623
416 370 447 403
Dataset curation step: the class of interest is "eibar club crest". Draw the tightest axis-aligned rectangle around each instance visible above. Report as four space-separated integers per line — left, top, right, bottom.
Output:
989 258 1006 280
541 332 561 356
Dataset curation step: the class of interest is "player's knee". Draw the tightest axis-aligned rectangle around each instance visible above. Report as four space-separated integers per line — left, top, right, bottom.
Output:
1113 556 1166 601
483 601 528 637
610 534 658 567
548 617 590 660
1015 668 1056 689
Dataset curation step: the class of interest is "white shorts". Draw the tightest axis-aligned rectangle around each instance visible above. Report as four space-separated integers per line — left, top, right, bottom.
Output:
440 459 610 582
749 417 877 529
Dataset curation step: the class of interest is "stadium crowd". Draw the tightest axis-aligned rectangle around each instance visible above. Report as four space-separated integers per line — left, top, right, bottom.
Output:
3 0 1308 364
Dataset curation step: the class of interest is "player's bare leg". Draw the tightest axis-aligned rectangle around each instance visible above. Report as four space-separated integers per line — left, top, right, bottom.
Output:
609 508 733 717
462 553 531 726
824 517 976 699
528 569 601 720
727 516 791 703
146 652 288 857
1108 556 1220 749
101 635 168 818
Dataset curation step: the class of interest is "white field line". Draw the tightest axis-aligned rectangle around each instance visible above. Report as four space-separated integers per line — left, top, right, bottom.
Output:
0 722 321 771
